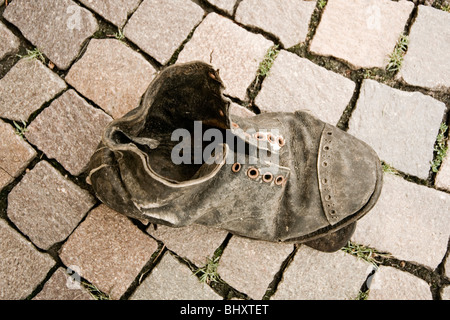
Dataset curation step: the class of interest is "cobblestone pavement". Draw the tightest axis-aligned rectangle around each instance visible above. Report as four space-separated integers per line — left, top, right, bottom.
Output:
0 0 449 301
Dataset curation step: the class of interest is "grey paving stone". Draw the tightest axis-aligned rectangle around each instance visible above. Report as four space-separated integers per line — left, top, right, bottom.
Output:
0 219 56 300
66 39 156 119
78 0 141 28
177 12 274 101
206 0 236 15
272 246 371 300
26 90 112 176
7 161 96 250
368 266 432 300
399 5 450 90
130 252 222 300
0 21 20 60
59 205 159 300
436 153 450 192
33 267 94 300
443 286 450 300
348 79 446 180
235 0 316 48
148 224 228 267
255 50 355 125
124 0 204 65
230 102 256 119
0 59 67 121
310 0 414 69
218 235 293 299
3 0 98 70
352 174 450 269
0 120 37 191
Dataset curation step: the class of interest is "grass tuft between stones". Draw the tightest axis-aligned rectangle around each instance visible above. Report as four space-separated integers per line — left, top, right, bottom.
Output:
195 256 220 285
386 33 409 73
341 241 392 267
13 120 28 140
17 47 46 64
431 122 449 173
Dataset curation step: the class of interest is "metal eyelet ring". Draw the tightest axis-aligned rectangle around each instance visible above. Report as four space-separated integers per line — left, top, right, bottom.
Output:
275 175 286 186
232 163 242 173
231 122 239 129
255 132 266 140
262 172 274 183
267 133 276 144
277 136 286 147
247 167 259 179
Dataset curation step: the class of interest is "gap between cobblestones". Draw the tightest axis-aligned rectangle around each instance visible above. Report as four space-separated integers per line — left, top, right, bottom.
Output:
166 15 206 67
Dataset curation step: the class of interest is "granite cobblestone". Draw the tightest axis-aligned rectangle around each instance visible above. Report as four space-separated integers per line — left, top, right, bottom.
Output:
0 21 20 60
0 59 67 121
0 0 449 301
3 0 98 70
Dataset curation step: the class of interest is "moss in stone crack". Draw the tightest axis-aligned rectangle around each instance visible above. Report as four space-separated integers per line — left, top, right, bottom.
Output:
317 0 328 9
247 45 280 103
341 241 391 266
431 122 449 173
355 290 369 300
257 45 280 78
432 0 450 12
382 162 399 175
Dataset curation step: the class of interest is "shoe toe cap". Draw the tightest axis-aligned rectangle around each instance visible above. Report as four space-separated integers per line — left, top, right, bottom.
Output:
318 124 382 225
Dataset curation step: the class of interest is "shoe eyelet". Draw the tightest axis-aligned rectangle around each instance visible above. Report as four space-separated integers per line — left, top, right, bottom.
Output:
247 167 259 179
267 133 276 144
275 175 286 186
231 122 239 129
277 136 286 147
255 132 266 140
262 172 274 183
232 163 242 173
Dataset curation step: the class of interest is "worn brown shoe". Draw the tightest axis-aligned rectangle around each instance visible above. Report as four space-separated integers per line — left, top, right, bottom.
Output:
87 61 383 252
